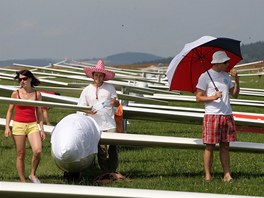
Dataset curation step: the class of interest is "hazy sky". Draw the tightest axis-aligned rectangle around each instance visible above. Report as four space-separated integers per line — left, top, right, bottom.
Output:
0 0 263 60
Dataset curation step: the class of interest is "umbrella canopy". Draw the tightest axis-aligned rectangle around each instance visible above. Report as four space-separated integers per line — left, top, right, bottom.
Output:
166 36 243 93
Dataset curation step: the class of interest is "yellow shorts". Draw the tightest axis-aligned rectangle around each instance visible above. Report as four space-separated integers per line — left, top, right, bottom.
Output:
12 121 39 136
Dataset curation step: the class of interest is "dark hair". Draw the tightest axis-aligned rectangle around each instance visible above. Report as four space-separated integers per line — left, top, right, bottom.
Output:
14 70 40 87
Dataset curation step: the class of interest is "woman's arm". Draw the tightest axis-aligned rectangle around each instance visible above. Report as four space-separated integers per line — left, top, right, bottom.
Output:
5 91 16 137
36 91 45 140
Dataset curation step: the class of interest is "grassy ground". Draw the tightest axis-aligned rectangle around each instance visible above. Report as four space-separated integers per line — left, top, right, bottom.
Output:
0 74 264 196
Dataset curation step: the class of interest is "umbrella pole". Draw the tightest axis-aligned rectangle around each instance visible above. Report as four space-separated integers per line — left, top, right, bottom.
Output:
205 69 219 91
195 50 219 92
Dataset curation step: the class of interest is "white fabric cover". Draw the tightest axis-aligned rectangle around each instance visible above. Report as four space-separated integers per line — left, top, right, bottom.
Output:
51 113 101 172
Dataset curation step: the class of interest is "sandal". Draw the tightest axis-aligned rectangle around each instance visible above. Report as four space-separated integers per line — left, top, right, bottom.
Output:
223 177 233 183
109 171 126 180
94 173 114 185
28 175 41 183
94 171 126 185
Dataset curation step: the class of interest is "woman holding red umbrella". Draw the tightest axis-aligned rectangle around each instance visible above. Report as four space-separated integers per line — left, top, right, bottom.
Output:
196 51 240 182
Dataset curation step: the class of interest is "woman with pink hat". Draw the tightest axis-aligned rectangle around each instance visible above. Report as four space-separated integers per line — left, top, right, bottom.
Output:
78 59 120 173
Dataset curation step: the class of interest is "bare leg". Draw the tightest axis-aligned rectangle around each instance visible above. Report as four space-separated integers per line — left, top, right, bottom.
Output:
220 142 232 182
27 132 42 180
42 109 51 125
204 144 215 181
13 135 27 182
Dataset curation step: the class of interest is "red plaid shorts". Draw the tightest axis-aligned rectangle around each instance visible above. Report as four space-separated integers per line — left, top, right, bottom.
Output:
202 114 236 144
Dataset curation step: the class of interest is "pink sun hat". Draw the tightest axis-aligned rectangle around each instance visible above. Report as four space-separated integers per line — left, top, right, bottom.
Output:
84 60 115 81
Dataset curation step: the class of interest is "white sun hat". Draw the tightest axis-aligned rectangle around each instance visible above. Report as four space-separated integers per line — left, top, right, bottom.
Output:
211 51 230 64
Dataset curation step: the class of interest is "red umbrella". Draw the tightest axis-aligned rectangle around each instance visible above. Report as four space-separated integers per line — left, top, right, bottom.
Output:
166 36 243 93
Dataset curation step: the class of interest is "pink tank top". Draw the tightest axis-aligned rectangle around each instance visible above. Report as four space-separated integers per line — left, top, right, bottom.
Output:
14 90 37 123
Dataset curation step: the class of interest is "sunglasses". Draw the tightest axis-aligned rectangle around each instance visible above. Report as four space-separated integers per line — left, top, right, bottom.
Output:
18 77 29 82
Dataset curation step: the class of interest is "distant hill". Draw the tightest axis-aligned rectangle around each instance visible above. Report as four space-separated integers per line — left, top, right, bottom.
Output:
104 52 163 65
0 59 57 67
81 52 163 65
0 41 263 66
0 52 163 66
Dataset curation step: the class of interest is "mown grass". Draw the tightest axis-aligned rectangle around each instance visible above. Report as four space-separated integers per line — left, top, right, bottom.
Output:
0 75 264 196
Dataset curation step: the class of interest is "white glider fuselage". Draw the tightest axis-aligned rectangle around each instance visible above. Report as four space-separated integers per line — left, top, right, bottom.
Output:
51 113 100 173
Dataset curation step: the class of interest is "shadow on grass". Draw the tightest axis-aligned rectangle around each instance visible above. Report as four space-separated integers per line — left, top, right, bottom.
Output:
112 169 205 181
232 171 264 179
22 169 264 186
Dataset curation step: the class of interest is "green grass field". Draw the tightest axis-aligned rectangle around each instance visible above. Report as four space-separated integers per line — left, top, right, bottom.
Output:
0 74 264 196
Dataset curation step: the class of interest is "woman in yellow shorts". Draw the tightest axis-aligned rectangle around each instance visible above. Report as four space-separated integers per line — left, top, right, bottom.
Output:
5 70 46 183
